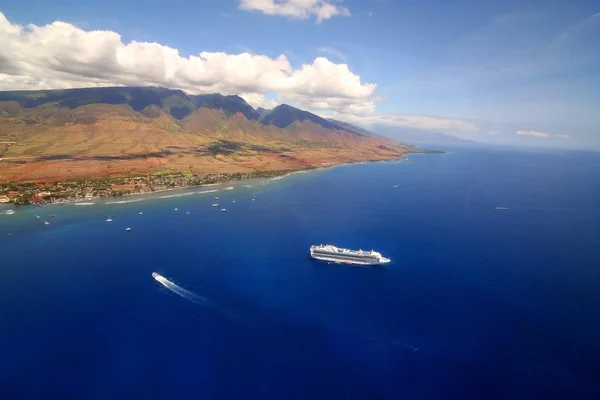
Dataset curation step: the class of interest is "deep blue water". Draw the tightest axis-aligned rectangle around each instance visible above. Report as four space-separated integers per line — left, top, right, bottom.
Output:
1 148 599 399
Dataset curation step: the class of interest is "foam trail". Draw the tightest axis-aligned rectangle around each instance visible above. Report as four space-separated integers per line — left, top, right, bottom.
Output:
158 192 195 199
269 174 290 181
224 186 234 190
197 189 219 194
106 199 144 204
152 273 216 307
73 202 95 206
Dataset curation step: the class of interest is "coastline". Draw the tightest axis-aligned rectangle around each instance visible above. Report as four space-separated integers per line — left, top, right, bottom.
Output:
0 151 431 209
91 152 422 201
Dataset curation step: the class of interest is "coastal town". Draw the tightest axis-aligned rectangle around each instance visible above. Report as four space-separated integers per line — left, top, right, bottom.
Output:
0 169 296 205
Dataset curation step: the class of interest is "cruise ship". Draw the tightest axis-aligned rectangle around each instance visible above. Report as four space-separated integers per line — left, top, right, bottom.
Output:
310 244 391 266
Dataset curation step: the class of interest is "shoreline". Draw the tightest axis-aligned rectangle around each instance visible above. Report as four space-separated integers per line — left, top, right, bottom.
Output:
97 152 422 201
0 152 429 209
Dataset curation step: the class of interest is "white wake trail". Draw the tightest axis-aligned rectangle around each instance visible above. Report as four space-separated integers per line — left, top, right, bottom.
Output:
152 273 216 307
157 192 195 199
106 199 144 204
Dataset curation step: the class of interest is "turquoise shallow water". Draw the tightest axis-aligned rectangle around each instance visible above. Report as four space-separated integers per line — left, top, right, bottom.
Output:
1 148 599 399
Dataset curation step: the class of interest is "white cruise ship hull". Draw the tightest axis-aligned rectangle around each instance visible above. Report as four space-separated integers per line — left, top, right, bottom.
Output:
310 248 391 266
310 244 390 265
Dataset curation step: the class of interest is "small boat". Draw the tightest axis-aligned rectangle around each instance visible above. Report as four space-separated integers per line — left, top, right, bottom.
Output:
186 211 190 215
5 210 15 215
106 217 113 222
174 208 178 211
35 215 40 218
214 197 219 200
125 227 132 231
232 200 236 203
50 214 56 218
138 212 143 215
221 208 227 212
212 204 219 207
44 221 50 225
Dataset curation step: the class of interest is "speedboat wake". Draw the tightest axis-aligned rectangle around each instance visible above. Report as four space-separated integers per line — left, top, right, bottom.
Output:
152 272 216 308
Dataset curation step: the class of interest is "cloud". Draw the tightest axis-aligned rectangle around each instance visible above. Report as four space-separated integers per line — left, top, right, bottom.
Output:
488 130 500 135
326 112 480 133
553 12 600 46
239 0 350 23
516 130 551 138
294 95 376 115
317 47 347 63
400 9 600 109
239 93 278 109
516 130 572 139
0 13 373 114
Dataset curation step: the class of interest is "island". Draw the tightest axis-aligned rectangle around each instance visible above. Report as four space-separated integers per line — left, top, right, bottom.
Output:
0 86 428 205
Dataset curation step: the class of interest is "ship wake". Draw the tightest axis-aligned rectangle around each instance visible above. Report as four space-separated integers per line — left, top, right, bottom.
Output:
152 273 216 308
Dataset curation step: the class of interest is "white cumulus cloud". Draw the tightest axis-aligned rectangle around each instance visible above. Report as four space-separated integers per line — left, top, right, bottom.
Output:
0 13 373 115
326 112 480 133
239 93 278 109
516 130 551 138
239 0 350 23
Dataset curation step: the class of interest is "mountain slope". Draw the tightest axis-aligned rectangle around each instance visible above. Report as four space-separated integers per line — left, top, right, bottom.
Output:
256 107 271 118
261 104 340 130
191 94 260 120
0 86 419 182
326 119 372 137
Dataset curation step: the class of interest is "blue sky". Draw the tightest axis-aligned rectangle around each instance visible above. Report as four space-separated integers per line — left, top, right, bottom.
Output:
0 0 599 148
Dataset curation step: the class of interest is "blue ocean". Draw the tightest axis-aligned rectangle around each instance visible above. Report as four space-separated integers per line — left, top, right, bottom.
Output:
1 148 599 399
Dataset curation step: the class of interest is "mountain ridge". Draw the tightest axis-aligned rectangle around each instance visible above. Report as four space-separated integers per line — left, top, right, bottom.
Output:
0 86 420 182
260 103 342 131
0 86 262 121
